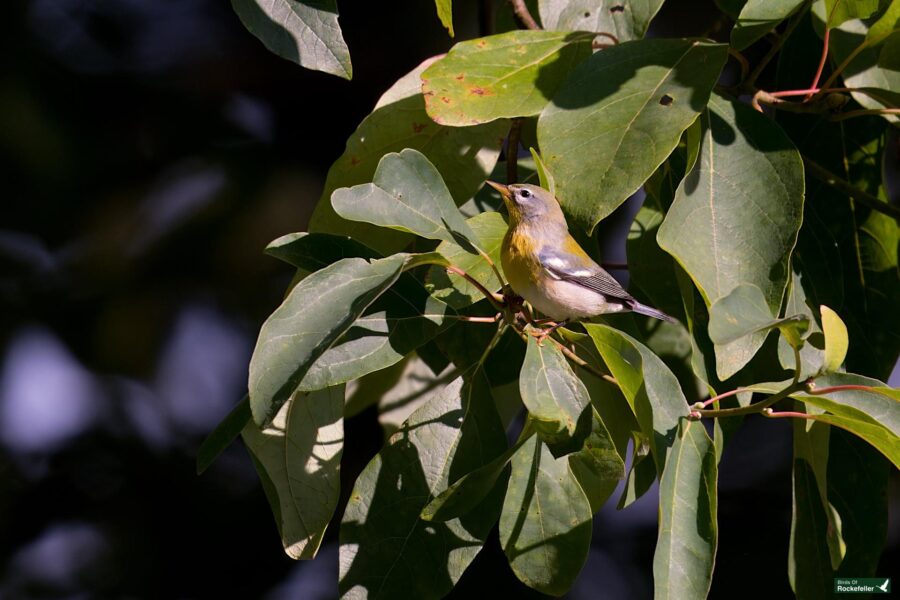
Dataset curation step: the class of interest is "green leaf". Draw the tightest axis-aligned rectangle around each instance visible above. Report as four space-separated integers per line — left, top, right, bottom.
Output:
422 431 533 522
519 337 592 443
751 373 900 467
331 149 479 248
658 93 804 380
196 395 250 475
266 232 379 271
824 0 880 28
731 0 807 50
308 59 507 254
708 283 809 346
248 255 406 425
242 386 344 559
617 436 656 508
538 0 665 41
792 415 846 570
375 357 457 438
499 435 592 596
422 30 594 126
426 211 507 309
230 0 352 79
653 419 717 600
867 0 900 42
435 0 454 36
567 408 626 512
585 324 690 472
529 147 556 195
821 12 900 121
778 270 826 379
339 372 506 598
789 457 834 599
820 305 848 372
538 38 727 231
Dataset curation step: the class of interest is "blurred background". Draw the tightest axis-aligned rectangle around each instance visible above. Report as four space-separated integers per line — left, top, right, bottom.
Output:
1 0 896 598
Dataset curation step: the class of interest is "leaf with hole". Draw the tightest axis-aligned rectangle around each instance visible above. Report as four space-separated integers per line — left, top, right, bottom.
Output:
538 38 727 231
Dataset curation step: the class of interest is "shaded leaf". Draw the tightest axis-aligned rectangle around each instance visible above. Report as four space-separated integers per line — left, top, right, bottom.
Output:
331 149 478 247
248 255 406 425
339 372 506 599
708 283 809 346
376 357 457 438
520 337 592 443
197 395 250 475
820 305 848 372
266 232 378 271
426 211 507 309
658 93 804 380
538 0 665 41
499 435 592 596
422 431 533 522
617 436 656 508
538 38 727 231
422 30 594 126
585 324 690 472
308 58 507 253
231 0 351 79
568 408 626 512
243 386 344 559
653 419 717 600
731 0 807 50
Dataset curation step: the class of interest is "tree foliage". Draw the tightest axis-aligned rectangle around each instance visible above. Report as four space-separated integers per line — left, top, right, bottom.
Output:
204 0 900 597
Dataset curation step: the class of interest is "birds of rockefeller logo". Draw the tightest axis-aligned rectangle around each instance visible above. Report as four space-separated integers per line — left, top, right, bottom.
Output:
834 578 891 594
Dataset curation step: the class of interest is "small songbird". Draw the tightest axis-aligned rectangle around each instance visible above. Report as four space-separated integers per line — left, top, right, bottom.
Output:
486 181 674 325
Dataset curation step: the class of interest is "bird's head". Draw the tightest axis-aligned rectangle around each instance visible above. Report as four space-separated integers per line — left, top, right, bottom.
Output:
485 181 565 226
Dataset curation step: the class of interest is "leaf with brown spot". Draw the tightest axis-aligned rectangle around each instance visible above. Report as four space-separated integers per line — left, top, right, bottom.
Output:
422 30 593 126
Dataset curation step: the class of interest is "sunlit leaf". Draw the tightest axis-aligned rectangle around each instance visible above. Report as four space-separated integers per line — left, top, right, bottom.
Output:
731 0 807 50
422 30 594 126
332 149 479 247
434 0 454 36
243 386 344 559
538 38 726 231
520 337 592 443
309 58 507 253
248 255 407 425
585 324 690 472
658 93 804 380
708 283 809 347
231 0 352 79
538 0 665 41
823 0 880 28
820 305 848 372
426 211 507 309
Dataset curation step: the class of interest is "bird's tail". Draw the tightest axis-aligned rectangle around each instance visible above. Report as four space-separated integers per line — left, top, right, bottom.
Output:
628 300 676 323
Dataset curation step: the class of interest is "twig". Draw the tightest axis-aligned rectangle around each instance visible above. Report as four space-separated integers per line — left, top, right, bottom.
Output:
761 408 815 419
727 48 750 83
697 387 749 409
803 155 900 220
695 380 808 418
550 337 618 386
830 107 900 122
506 118 522 184
446 266 504 310
508 0 540 30
805 27 830 100
745 6 807 88
812 27 898 100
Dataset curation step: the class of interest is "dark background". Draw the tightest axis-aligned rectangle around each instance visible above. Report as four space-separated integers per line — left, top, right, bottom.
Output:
1 0 896 598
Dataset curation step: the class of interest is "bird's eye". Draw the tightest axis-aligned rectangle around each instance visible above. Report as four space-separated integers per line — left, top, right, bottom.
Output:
519 189 531 199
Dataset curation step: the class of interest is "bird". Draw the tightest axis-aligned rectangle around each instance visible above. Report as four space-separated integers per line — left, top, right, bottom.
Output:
486 181 674 330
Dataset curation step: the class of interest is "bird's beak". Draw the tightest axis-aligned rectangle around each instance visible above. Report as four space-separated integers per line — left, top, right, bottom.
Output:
485 180 512 203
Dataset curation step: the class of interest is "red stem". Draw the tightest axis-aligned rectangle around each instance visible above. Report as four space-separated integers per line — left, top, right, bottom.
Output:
808 384 874 395
770 87 853 98
805 27 830 101
700 387 748 409
763 410 815 419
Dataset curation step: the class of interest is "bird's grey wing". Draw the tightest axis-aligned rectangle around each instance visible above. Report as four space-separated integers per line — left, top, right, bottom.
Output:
538 246 633 302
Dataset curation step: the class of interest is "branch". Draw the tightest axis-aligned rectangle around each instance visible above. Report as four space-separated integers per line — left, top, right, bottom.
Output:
507 0 540 30
803 155 900 220
446 266 504 310
694 380 808 418
506 118 522 184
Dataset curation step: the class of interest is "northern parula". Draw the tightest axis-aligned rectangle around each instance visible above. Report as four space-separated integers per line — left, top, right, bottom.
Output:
487 181 674 324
